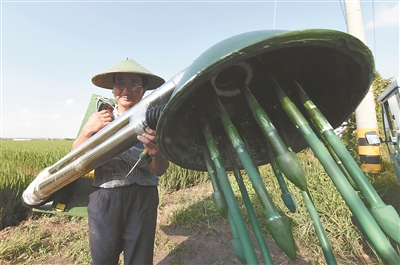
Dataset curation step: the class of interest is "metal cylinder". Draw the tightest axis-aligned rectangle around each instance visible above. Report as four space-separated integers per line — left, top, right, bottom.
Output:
22 69 186 207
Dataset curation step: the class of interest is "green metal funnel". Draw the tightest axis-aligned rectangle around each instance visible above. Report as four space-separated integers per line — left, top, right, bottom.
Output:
157 29 374 171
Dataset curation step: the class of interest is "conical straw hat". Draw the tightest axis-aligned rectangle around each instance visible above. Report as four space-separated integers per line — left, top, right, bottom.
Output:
92 58 165 90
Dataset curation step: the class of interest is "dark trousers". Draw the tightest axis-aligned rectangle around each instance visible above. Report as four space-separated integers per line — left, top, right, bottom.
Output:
88 184 158 265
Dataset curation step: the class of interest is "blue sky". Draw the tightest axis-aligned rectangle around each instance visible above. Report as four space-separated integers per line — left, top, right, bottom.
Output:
1 0 399 139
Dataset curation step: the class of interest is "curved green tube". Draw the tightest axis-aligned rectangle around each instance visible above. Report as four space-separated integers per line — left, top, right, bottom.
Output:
228 213 246 264
274 152 306 191
214 97 297 261
241 83 307 191
203 146 228 218
201 116 259 264
295 81 400 244
268 153 297 213
203 137 244 260
272 162 297 213
303 191 337 265
225 142 274 265
273 80 400 264
319 133 359 190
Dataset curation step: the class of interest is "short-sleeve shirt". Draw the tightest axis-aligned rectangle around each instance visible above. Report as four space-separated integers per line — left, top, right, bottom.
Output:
93 106 158 188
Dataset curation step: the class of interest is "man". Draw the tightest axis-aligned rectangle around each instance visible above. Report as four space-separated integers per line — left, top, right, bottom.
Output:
73 58 169 264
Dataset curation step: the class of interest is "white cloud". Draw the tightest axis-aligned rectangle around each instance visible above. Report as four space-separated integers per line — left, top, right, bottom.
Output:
63 99 75 105
365 3 399 29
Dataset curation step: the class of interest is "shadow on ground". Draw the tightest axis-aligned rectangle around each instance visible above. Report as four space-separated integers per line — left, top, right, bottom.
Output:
153 195 310 265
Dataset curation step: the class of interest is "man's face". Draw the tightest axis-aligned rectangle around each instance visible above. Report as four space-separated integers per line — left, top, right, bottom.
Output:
113 73 145 111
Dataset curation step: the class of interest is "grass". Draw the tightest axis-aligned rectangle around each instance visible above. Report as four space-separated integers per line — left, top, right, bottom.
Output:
0 140 399 264
0 214 91 265
260 149 366 264
159 162 210 193
160 187 220 229
0 140 73 230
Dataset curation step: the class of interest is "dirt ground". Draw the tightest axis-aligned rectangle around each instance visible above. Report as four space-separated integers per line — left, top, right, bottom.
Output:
152 184 312 265
153 221 311 265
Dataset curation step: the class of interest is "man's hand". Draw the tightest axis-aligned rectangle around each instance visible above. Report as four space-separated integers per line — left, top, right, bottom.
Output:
83 110 113 136
72 110 113 149
137 128 160 157
137 128 170 175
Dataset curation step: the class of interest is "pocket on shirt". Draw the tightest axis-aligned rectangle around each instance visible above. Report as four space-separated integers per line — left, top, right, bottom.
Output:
111 157 130 179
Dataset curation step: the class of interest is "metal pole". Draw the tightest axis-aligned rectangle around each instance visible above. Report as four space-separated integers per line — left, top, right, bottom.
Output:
344 0 381 173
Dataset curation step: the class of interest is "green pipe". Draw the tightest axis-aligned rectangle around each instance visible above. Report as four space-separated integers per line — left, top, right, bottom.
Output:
319 133 359 190
265 146 297 213
295 81 400 244
263 122 298 213
240 84 295 212
203 145 228 218
270 160 297 213
201 116 260 264
203 146 246 262
272 79 400 264
214 97 297 261
241 83 307 191
263 124 336 264
228 212 247 264
225 142 275 265
302 191 338 265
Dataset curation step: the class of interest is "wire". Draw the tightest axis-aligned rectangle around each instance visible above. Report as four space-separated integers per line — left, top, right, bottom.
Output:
339 0 347 26
372 0 377 58
273 0 277 29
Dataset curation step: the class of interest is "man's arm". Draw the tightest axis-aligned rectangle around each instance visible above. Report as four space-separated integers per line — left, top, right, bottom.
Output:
72 110 113 149
137 128 170 176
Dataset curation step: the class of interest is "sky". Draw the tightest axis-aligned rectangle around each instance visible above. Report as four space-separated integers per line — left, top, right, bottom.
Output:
1 0 399 139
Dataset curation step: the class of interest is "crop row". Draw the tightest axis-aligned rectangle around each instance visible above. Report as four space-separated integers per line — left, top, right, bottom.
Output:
0 140 73 229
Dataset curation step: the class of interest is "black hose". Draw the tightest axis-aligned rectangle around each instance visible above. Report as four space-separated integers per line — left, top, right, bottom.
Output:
146 105 166 130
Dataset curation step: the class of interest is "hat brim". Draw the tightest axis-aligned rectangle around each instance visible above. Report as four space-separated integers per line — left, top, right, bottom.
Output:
92 71 165 90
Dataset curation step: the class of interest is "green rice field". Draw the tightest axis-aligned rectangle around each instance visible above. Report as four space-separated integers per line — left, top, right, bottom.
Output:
0 139 73 229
